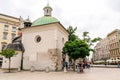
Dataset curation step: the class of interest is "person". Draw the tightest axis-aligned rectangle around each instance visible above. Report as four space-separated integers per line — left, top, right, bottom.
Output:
76 63 80 73
105 61 107 67
83 63 85 69
87 62 90 68
62 61 65 70
65 62 68 70
79 62 83 73
118 61 120 68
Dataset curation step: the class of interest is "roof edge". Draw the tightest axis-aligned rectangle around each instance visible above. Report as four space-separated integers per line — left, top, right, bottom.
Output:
21 22 60 30
0 13 19 20
21 22 69 35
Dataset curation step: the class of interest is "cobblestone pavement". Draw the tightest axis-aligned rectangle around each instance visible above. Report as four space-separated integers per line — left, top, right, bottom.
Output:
0 68 120 80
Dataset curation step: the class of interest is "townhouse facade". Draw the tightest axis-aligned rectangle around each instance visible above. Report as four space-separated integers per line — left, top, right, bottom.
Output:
94 37 110 61
94 29 120 61
107 29 120 59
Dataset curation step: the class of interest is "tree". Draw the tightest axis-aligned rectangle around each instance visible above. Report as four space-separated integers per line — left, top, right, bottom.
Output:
67 25 78 41
62 40 90 70
0 49 16 72
82 31 101 52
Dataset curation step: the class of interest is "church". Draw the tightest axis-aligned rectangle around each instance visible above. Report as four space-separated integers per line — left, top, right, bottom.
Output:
2 3 69 71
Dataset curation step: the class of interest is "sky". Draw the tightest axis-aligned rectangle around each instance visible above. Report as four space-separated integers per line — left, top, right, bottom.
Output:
1 0 120 39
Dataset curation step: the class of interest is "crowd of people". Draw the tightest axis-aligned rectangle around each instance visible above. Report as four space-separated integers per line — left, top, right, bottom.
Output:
62 61 90 73
75 61 90 73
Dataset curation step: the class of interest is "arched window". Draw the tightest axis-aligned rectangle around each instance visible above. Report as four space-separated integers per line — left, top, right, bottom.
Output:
47 9 49 13
62 38 65 44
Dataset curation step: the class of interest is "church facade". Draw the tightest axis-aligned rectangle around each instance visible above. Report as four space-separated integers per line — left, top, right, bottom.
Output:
2 4 69 71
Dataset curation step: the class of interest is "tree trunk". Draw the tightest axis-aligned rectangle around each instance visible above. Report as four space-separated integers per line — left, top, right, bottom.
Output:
73 59 76 71
8 58 11 72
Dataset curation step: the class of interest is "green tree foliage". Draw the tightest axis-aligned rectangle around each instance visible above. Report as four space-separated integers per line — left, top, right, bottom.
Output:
67 25 78 41
0 49 16 72
62 40 90 60
82 31 102 52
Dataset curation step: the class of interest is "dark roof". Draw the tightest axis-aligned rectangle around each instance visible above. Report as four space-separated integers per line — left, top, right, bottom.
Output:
7 43 24 52
7 35 25 52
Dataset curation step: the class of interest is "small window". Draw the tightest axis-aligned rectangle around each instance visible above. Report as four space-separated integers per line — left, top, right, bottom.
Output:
11 34 16 40
2 45 6 50
3 32 8 40
4 25 9 31
35 35 41 43
12 27 16 32
1 42 7 50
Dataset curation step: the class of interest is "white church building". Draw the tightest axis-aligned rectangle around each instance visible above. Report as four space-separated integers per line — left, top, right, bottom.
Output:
2 4 69 71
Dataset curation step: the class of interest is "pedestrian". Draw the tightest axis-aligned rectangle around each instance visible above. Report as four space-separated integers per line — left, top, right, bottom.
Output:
62 61 65 70
79 62 83 73
76 63 80 73
65 62 68 70
118 61 120 68
105 62 107 67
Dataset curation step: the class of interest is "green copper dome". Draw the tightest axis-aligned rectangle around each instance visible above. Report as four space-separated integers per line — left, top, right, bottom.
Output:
32 16 59 26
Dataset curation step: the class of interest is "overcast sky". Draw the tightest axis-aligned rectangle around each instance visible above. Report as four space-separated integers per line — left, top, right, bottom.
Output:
1 0 120 39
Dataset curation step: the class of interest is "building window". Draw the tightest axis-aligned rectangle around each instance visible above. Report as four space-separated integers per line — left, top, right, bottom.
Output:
4 25 9 31
11 34 16 40
62 38 65 44
1 43 7 50
3 32 8 40
47 9 49 13
35 35 41 43
1 45 6 50
12 27 16 32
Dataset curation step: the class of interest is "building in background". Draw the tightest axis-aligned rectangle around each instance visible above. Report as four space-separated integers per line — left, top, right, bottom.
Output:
0 13 24 66
0 14 20 51
94 43 101 61
94 37 110 61
94 29 120 61
107 29 120 60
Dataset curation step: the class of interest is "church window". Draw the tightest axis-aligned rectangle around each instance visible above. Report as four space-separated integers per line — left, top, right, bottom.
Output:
47 9 49 13
62 38 65 44
35 35 41 43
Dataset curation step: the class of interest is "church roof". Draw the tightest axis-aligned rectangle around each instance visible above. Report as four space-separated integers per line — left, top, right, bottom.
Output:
32 16 59 26
7 43 24 52
7 35 25 52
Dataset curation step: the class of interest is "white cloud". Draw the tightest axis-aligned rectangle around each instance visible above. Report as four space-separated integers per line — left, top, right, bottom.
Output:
0 0 120 39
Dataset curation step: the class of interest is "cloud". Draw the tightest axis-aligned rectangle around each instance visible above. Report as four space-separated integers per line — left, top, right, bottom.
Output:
108 0 120 12
1 0 120 40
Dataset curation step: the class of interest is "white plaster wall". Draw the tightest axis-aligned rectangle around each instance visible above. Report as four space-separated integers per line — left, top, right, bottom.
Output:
53 24 69 70
22 24 57 70
2 51 22 69
22 23 68 71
